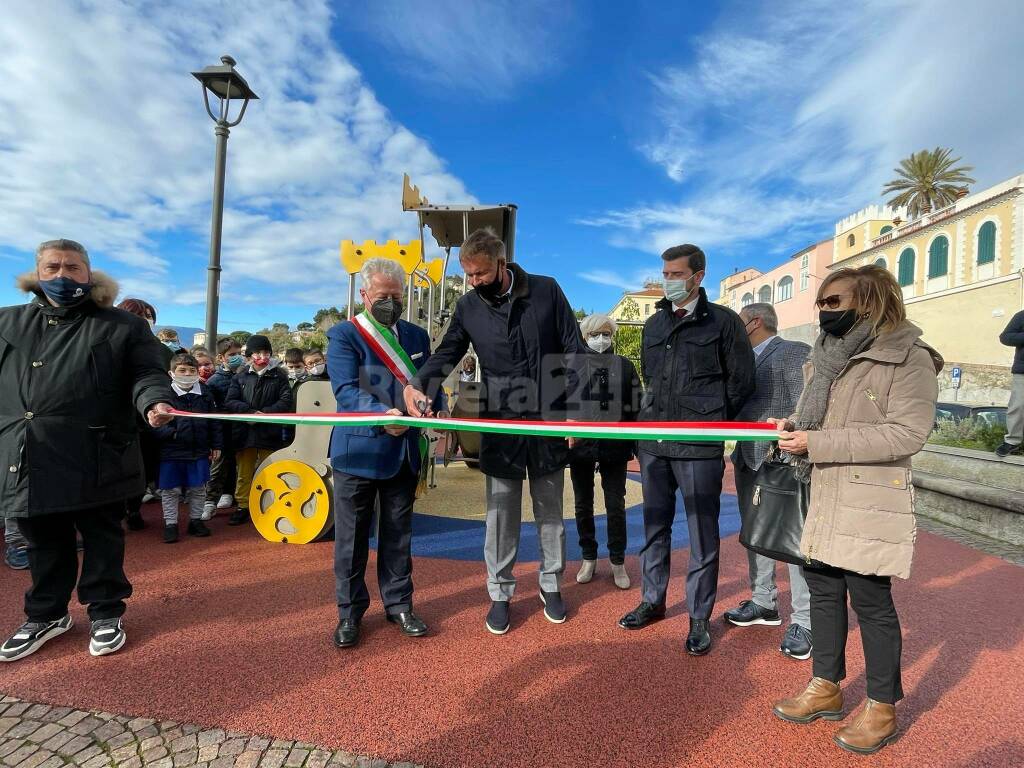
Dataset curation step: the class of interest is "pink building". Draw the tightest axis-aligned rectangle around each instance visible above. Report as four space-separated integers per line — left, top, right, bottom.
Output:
716 238 834 345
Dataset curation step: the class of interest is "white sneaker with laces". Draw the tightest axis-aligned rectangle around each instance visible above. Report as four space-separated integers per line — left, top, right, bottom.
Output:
216 494 234 509
202 502 216 521
0 615 73 662
576 559 596 583
611 562 631 590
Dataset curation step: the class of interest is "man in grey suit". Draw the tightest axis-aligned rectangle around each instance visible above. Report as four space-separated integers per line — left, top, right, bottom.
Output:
723 303 814 660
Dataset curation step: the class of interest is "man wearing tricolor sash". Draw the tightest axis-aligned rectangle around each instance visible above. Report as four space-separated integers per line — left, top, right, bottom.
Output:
404 228 587 635
326 258 445 649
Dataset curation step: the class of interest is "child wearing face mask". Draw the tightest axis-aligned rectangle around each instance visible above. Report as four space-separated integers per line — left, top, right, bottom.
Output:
303 349 329 381
153 353 222 543
284 348 307 387
156 328 183 353
204 338 244 517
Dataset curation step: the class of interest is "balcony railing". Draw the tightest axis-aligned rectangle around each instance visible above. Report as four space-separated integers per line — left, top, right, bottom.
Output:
869 202 959 249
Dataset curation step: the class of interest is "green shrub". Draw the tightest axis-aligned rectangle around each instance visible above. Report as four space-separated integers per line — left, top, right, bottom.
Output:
928 417 1007 451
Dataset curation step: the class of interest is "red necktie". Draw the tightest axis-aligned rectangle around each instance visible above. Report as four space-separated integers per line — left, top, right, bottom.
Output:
674 308 688 318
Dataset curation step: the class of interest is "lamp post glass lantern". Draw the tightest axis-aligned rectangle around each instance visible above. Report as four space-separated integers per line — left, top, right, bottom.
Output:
191 55 258 354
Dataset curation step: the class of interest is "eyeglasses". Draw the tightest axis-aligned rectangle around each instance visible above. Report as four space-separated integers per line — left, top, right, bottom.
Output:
815 293 852 310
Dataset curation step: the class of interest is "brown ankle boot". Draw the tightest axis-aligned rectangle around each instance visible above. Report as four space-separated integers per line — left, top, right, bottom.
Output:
834 699 897 754
773 677 844 724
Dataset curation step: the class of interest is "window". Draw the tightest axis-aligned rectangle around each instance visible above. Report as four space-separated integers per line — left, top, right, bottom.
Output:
978 221 996 265
847 234 856 247
800 272 809 291
879 225 893 235
758 285 772 303
874 258 887 268
776 276 794 302
644 303 652 316
741 292 754 307
897 248 915 287
928 236 949 278
800 253 809 269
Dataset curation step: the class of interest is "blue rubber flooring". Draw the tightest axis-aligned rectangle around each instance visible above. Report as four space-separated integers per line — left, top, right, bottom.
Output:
370 485 741 562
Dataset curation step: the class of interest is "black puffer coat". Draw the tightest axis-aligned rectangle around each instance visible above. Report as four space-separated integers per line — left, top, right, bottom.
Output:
0 272 174 517
638 289 755 459
224 362 294 450
567 350 642 463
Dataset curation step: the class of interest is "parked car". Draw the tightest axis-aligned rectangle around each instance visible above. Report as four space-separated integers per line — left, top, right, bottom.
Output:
935 401 1007 427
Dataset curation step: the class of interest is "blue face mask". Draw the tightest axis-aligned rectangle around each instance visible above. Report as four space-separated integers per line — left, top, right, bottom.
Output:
38 276 92 306
227 354 245 369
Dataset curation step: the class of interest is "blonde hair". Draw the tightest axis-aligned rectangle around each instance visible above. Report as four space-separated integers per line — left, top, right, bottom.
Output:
156 328 180 342
820 264 906 336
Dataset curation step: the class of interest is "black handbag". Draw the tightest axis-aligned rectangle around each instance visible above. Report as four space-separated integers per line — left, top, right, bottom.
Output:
739 444 812 566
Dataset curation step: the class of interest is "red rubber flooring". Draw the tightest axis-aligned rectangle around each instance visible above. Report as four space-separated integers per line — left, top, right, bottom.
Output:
2 505 1023 767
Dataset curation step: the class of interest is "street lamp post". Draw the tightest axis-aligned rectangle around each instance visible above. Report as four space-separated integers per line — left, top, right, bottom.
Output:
191 55 258 350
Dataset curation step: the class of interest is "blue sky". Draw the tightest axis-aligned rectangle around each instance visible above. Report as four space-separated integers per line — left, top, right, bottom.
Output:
2 0 1023 332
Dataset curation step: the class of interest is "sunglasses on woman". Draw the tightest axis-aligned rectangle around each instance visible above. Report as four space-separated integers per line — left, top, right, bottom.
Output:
815 293 852 310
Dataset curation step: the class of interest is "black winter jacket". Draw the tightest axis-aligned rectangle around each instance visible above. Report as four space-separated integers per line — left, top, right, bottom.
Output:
999 310 1024 374
0 272 175 517
205 368 234 407
638 289 755 459
567 350 642 463
411 263 587 479
153 385 222 461
224 363 294 450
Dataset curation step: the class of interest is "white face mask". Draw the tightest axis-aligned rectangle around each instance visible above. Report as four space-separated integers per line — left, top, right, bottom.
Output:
172 374 199 389
309 363 326 376
587 333 612 353
664 275 695 304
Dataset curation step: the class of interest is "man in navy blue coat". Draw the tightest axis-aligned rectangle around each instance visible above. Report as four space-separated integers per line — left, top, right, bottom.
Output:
326 257 445 649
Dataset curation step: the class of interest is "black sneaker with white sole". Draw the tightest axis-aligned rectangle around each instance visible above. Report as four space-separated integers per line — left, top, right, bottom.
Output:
0 615 73 662
540 591 567 624
486 601 510 635
780 623 813 660
723 599 782 627
89 618 126 657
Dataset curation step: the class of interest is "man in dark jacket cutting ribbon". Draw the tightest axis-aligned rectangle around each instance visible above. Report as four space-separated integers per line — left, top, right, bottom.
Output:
0 239 175 663
404 228 587 635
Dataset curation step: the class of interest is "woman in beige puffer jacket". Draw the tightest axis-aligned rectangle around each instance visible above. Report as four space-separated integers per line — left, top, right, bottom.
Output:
768 264 941 756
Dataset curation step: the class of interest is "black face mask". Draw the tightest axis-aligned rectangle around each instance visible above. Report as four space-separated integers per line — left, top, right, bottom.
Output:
819 308 859 337
370 297 403 327
474 262 506 301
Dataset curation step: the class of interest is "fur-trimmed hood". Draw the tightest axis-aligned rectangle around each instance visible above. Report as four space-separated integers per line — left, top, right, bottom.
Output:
16 270 120 308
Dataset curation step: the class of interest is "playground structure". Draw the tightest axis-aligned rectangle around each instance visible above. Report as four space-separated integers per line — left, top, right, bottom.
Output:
247 175 518 543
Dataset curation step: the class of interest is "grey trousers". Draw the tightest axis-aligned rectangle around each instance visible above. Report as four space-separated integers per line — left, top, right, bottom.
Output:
734 458 811 629
1005 373 1024 446
161 486 206 525
4 517 26 548
485 470 566 601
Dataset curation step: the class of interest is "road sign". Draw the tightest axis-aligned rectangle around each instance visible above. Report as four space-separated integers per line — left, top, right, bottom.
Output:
951 366 962 389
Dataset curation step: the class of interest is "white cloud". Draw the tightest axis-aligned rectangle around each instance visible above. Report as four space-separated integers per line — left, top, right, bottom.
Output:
590 0 1024 266
341 0 573 96
0 0 473 309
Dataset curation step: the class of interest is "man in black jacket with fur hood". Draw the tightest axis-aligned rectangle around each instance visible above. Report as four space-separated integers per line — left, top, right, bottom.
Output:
405 228 587 635
618 244 755 657
0 239 175 663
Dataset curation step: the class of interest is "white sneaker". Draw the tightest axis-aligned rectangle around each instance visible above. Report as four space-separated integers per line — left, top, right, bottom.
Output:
89 618 126 657
216 494 234 509
611 563 631 590
202 502 216 521
141 491 158 503
576 559 596 583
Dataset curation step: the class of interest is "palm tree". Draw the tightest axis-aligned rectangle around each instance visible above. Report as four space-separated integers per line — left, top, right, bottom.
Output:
882 147 975 219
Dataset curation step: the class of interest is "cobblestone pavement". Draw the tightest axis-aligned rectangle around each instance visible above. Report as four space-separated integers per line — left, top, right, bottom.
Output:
917 515 1024 566
0 697 422 768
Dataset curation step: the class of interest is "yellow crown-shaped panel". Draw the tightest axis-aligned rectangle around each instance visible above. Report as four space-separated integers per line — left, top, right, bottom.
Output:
340 239 423 276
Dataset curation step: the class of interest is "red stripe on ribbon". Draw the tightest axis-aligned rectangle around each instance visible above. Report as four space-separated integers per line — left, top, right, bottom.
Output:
350 320 409 386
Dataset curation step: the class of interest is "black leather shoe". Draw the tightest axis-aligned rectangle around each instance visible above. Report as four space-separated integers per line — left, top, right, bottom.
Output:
333 619 360 648
686 618 712 656
125 512 147 531
386 611 428 637
618 601 666 630
228 508 249 526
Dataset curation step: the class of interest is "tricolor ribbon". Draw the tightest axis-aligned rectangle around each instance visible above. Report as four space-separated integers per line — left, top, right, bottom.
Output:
168 410 780 442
